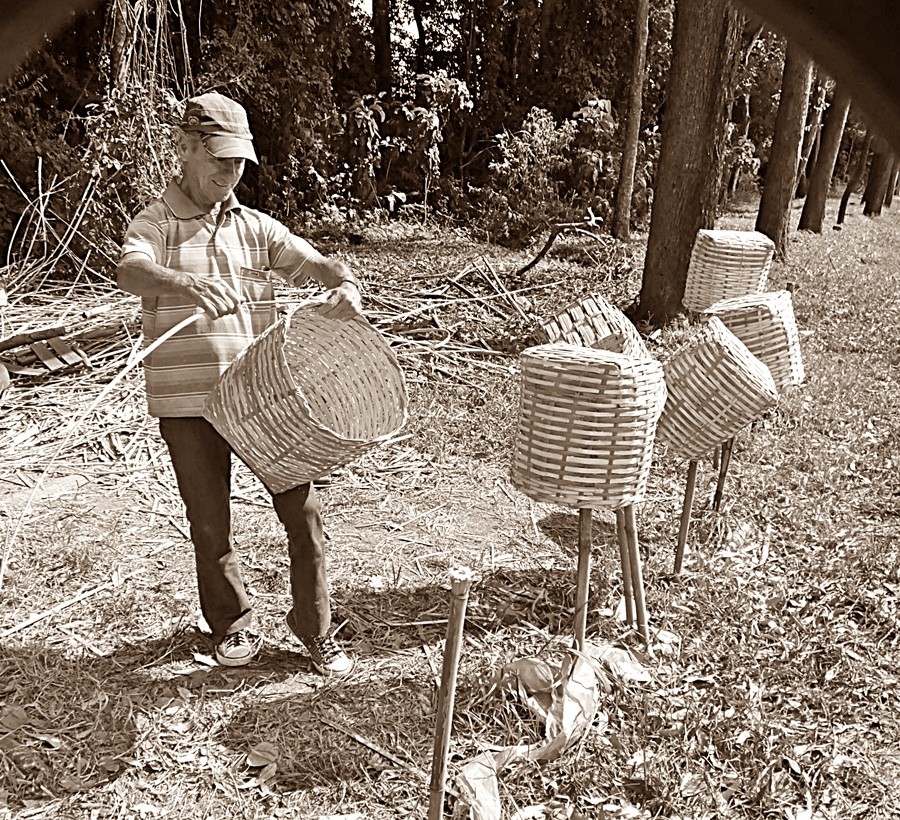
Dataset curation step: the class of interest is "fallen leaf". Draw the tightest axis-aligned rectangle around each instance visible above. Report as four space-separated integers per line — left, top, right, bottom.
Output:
680 772 705 796
192 652 217 667
31 733 61 750
511 805 547 819
0 706 29 732
590 644 652 684
246 741 279 767
257 761 278 783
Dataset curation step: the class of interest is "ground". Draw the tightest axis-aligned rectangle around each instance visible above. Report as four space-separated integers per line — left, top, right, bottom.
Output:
0 200 899 819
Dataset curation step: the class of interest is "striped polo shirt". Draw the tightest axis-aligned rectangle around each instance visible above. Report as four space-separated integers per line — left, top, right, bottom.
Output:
121 181 317 417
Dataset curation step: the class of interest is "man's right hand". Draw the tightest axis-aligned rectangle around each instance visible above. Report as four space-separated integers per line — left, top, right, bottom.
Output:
117 254 243 320
186 275 243 319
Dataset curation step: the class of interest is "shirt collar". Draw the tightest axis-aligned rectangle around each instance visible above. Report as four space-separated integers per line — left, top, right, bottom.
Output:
161 179 242 219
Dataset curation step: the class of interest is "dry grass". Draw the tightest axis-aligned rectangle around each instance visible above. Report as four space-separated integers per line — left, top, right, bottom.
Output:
1 200 900 819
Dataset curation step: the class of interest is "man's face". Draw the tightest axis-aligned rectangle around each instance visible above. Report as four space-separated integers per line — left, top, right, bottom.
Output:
179 137 245 211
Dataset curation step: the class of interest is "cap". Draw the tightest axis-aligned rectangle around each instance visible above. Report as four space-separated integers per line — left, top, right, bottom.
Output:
180 91 258 164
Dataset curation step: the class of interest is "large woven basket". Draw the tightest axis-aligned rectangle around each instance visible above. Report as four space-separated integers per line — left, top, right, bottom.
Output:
683 230 775 312
703 290 804 391
656 317 778 461
541 293 650 359
202 303 408 493
511 344 666 509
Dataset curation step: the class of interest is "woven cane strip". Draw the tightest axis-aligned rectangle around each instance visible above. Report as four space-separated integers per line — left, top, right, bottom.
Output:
511 344 666 509
541 293 649 359
202 304 408 493
656 317 778 461
703 290 804 391
683 230 775 312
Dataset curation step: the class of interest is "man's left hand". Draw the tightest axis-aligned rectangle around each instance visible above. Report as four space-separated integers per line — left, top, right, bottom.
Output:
315 281 363 319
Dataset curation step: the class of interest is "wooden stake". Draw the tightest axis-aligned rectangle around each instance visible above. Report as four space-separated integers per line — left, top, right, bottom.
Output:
574 508 593 650
624 504 649 643
712 436 734 512
428 566 474 820
674 460 699 574
615 509 634 625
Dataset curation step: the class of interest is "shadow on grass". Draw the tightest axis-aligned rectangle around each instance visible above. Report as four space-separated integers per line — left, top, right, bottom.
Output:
0 629 324 809
333 536 625 657
0 641 167 807
217 547 629 802
535 509 617 548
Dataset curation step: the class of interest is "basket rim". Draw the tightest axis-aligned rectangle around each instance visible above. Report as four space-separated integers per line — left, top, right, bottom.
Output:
202 303 409 447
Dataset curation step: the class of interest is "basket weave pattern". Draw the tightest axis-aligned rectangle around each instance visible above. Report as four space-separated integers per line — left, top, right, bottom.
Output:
541 293 649 359
683 230 775 312
703 290 804 391
202 304 408 493
511 344 666 509
656 317 778 461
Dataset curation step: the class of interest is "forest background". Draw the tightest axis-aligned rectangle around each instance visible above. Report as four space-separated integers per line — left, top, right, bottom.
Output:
0 0 884 291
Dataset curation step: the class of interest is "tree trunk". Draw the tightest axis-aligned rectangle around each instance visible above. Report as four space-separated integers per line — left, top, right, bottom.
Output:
798 84 851 232
862 136 894 216
636 0 742 326
372 0 392 98
108 0 132 92
725 21 764 200
795 75 826 197
539 0 559 65
726 92 751 196
410 0 428 74
836 130 872 224
885 159 899 207
611 0 650 240
755 43 813 258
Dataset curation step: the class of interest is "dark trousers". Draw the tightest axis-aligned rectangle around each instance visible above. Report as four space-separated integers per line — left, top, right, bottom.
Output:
159 417 331 641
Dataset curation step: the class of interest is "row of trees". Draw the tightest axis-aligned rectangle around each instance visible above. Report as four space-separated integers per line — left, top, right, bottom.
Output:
0 0 895 326
635 0 897 323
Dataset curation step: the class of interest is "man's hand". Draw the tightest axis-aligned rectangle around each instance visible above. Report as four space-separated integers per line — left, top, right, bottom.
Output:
116 254 243 320
185 275 243 319
315 281 363 320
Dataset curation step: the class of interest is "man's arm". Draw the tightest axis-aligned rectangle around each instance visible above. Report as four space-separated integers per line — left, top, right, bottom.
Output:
301 255 363 320
116 253 243 319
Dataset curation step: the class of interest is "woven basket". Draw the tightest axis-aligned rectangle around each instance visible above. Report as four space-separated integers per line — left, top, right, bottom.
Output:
511 344 666 509
202 303 408 493
656 317 778 461
541 293 650 359
703 290 804 391
683 230 775 312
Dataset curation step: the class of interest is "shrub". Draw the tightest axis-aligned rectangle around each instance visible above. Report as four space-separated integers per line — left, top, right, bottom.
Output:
472 103 618 247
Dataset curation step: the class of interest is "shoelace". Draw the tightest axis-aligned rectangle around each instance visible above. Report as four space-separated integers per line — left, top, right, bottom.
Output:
310 635 341 662
221 632 251 653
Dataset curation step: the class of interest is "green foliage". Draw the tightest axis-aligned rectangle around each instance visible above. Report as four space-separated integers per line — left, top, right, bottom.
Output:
472 104 617 247
193 0 361 221
384 72 473 205
741 30 786 174
342 93 387 205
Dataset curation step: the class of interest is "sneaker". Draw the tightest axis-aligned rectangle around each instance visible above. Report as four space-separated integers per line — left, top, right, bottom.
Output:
285 611 354 677
215 631 257 667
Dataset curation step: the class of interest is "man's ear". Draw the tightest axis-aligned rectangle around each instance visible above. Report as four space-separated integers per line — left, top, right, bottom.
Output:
173 128 191 162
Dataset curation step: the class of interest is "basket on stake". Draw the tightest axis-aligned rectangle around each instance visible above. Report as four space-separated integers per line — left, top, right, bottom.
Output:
541 293 650 360
511 343 667 643
655 317 779 573
202 302 408 493
683 230 775 313
703 290 804 392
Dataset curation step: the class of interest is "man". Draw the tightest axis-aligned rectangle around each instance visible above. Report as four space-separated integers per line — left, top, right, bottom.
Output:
116 91 360 676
